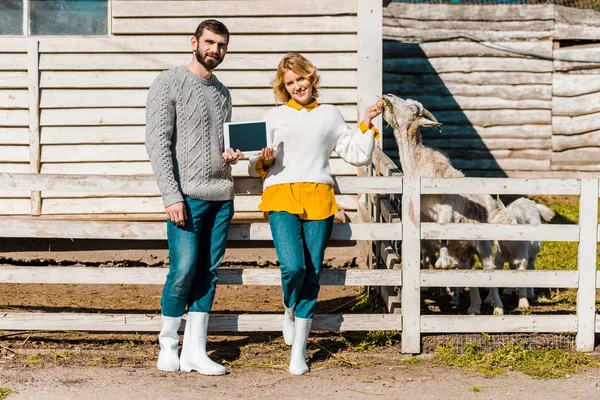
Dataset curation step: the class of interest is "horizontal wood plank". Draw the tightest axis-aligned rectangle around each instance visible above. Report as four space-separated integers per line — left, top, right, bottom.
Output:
421 223 578 242
383 57 552 74
0 220 403 241
39 106 357 126
40 70 358 89
384 72 552 85
383 40 553 59
387 4 555 21
0 40 28 52
552 92 600 116
385 82 552 101
420 270 578 288
552 148 600 165
0 146 29 162
420 137 550 151
553 112 600 135
0 312 401 332
0 199 30 215
430 110 551 126
38 34 358 53
552 131 600 151
0 110 29 127
0 72 28 88
112 16 358 35
553 24 600 41
0 266 402 286
399 96 550 111
383 18 553 32
0 128 29 145
0 54 28 70
112 1 358 17
0 163 29 173
0 173 402 195
40 162 153 175
40 53 357 71
39 88 357 108
39 195 358 214
421 315 577 333
0 90 28 109
419 125 552 140
553 74 600 97
384 28 554 42
420 177 580 195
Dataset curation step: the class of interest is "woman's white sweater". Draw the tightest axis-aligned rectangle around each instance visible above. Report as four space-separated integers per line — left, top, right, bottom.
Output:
248 104 377 188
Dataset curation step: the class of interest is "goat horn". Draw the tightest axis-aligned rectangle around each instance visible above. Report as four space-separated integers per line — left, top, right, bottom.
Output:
421 108 439 124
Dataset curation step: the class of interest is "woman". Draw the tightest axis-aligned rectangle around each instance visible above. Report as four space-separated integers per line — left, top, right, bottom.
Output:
249 52 383 375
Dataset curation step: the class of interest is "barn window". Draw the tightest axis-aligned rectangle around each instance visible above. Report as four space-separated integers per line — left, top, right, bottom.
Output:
0 0 108 36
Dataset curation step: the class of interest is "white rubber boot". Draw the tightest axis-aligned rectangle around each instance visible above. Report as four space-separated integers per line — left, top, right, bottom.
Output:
180 312 226 375
283 306 295 346
289 317 312 375
157 315 181 372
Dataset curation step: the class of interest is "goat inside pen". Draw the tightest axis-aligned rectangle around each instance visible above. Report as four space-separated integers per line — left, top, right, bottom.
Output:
0 167 598 353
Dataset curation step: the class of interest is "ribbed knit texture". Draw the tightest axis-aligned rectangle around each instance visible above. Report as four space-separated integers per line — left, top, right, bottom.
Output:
146 65 233 208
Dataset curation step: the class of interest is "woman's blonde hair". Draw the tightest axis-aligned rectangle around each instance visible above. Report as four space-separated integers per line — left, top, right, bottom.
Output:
271 52 321 103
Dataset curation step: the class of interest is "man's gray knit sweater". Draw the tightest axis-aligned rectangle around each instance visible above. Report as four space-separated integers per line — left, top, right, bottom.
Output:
145 65 233 208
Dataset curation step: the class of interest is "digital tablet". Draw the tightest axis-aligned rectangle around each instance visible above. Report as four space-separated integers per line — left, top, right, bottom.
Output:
223 120 270 157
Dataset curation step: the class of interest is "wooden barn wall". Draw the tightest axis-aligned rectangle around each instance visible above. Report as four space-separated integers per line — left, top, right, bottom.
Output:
0 0 368 216
383 4 600 178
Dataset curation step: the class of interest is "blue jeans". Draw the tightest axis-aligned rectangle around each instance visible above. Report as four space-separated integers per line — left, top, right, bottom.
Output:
161 197 234 317
269 211 334 319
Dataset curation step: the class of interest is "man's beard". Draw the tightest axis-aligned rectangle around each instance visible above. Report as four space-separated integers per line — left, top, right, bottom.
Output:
195 45 223 71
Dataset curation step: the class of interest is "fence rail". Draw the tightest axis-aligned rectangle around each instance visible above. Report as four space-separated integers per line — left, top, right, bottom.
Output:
0 153 599 352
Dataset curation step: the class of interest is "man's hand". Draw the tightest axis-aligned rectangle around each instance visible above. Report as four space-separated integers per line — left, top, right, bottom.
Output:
166 202 186 226
223 148 244 164
259 147 276 168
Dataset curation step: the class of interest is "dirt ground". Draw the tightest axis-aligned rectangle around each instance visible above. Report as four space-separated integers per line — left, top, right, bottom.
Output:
1 343 600 400
1 241 600 399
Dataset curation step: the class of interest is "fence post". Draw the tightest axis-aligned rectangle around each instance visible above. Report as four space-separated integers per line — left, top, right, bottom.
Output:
401 176 421 353
576 179 599 352
27 38 41 215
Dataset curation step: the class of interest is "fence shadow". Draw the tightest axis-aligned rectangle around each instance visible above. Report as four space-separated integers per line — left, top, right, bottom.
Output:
383 40 506 177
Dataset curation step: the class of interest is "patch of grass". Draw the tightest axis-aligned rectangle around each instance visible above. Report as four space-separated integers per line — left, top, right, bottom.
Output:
470 386 482 392
401 356 421 366
355 331 397 351
435 342 598 379
530 195 600 271
26 354 43 368
0 388 17 400
52 350 71 365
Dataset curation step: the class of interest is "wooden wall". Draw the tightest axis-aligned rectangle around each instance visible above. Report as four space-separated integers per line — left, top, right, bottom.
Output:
0 0 381 217
383 4 600 178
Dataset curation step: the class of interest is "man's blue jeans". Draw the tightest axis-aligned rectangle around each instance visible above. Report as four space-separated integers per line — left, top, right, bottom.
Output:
161 197 234 318
269 211 334 319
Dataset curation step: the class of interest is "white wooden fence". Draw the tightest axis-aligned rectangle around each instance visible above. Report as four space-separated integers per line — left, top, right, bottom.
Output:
0 153 598 353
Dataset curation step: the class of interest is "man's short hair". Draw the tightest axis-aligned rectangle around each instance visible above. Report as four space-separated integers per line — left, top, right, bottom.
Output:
195 19 229 43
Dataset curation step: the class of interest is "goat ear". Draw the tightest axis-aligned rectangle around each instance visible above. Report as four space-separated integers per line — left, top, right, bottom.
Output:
419 116 442 128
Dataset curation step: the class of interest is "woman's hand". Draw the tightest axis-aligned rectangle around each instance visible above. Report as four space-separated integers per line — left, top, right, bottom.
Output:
223 148 244 164
363 99 384 128
259 147 276 168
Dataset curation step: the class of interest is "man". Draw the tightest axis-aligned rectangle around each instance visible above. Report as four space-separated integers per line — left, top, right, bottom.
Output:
145 19 242 376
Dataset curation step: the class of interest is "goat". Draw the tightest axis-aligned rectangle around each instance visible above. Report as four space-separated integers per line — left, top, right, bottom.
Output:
381 94 504 315
488 197 555 308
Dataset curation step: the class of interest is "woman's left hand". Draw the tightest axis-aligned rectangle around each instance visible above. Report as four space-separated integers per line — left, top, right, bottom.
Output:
364 99 384 128
223 148 244 164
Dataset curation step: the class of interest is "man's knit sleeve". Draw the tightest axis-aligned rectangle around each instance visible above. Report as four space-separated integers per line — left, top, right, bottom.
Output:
145 72 184 208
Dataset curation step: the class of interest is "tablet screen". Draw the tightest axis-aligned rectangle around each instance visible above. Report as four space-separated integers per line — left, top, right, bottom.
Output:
224 121 269 156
